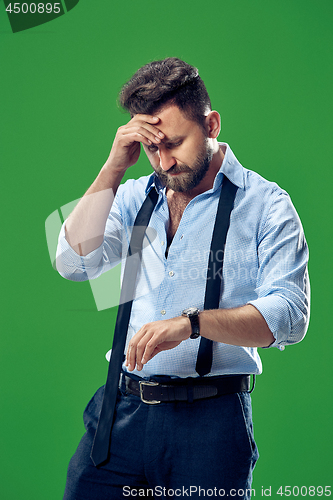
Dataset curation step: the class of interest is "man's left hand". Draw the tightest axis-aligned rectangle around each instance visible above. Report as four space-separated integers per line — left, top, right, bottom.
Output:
125 316 191 371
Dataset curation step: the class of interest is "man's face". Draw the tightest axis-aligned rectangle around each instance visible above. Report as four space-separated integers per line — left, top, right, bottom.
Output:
143 105 214 193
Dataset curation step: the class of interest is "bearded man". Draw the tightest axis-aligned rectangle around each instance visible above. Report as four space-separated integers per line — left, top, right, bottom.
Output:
56 57 310 499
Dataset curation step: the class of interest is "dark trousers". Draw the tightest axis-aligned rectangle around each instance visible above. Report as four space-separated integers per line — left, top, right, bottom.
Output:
63 376 259 499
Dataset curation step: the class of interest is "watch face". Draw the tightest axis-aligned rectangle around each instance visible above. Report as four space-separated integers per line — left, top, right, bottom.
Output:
183 307 199 316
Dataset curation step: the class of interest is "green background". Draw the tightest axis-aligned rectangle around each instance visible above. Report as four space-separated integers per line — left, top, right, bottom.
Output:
1 0 332 498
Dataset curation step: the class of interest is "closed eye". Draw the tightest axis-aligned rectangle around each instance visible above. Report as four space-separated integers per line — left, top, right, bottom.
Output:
147 140 182 153
166 141 182 149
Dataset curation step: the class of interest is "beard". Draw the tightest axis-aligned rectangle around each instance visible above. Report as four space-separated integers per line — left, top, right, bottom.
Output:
153 138 214 193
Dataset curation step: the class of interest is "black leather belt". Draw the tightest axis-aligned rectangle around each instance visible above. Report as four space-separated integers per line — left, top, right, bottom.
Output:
121 373 252 404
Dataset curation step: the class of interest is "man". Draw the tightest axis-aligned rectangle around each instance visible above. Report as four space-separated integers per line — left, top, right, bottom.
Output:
56 58 310 499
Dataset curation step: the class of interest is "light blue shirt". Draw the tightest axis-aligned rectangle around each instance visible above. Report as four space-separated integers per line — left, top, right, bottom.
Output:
56 143 310 378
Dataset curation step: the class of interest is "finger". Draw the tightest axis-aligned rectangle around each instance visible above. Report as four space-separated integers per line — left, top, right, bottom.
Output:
139 329 171 367
131 114 160 125
135 331 158 370
140 337 160 366
125 340 138 371
124 124 164 145
135 126 164 146
143 341 182 364
119 127 162 148
125 327 148 371
126 326 159 371
138 124 164 143
129 115 164 139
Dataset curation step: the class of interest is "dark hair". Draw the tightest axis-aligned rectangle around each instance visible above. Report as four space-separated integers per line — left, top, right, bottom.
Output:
118 57 211 127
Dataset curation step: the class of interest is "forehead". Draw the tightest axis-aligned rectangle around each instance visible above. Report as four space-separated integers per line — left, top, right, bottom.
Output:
154 105 201 139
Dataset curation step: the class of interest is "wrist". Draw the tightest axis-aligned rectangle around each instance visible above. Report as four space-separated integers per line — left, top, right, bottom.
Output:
180 315 193 339
99 161 126 189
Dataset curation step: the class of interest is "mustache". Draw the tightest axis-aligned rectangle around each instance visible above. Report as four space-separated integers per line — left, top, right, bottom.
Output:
163 163 191 174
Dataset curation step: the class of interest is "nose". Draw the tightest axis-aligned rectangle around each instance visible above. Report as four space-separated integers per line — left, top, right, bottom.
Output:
158 148 176 171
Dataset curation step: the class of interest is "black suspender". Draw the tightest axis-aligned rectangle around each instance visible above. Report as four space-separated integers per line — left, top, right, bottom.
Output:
91 177 238 466
91 188 159 467
196 176 238 375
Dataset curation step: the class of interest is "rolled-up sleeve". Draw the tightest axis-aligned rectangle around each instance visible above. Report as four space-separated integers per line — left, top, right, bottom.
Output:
56 201 124 282
248 192 310 348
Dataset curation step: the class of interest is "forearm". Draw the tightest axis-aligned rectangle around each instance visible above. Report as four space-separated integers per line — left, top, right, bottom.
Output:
65 162 125 256
126 304 275 371
199 304 274 348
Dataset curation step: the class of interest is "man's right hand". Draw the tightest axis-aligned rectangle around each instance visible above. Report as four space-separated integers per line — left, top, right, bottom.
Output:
105 114 164 173
64 114 164 256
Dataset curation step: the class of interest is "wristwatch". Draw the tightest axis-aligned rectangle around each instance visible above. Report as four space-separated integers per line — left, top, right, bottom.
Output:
182 307 200 339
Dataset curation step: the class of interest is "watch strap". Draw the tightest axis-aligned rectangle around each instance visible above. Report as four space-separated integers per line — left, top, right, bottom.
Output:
189 313 200 339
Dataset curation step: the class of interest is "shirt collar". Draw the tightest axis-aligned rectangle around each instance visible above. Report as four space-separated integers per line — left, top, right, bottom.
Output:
212 143 245 191
145 172 164 195
145 142 245 195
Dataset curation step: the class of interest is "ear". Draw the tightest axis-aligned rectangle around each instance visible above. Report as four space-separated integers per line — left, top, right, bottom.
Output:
204 111 221 139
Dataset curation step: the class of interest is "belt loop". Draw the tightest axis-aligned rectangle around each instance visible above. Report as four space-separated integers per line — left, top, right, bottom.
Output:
119 372 123 391
249 375 256 393
187 378 194 403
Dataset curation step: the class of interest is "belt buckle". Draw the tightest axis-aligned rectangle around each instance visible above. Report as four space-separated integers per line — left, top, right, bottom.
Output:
139 381 161 404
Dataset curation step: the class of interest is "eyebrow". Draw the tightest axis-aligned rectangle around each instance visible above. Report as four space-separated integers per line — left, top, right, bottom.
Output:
160 136 184 145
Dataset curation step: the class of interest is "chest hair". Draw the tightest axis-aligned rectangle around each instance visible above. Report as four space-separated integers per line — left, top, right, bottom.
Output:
166 192 193 249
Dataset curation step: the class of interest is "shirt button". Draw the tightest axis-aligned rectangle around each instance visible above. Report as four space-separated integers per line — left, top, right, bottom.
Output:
161 241 165 246
169 271 175 277
161 310 166 315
